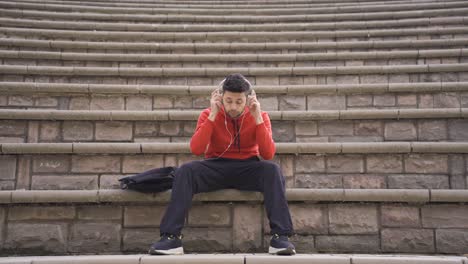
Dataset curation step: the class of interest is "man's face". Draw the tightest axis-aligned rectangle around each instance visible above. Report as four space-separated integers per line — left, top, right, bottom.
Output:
222 90 247 118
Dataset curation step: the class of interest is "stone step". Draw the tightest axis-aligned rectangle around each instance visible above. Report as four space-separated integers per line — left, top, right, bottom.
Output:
2 26 467 41
1 49 466 64
0 109 467 143
0 142 466 190
2 5 468 23
9 0 451 9
1 63 467 77
1 82 465 111
1 0 466 16
0 190 468 254
3 38 467 53
2 16 468 32
0 255 467 264
0 82 466 95
54 0 443 4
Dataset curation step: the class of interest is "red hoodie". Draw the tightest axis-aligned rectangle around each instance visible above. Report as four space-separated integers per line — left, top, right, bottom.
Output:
190 106 276 160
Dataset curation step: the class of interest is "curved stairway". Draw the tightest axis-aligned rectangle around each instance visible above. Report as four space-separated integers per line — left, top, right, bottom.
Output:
1 0 468 261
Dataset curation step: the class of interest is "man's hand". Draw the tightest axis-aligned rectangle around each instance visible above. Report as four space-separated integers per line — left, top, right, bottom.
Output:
208 88 223 121
248 90 263 125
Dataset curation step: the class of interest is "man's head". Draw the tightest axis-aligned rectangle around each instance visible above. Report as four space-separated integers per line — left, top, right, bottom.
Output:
220 73 252 118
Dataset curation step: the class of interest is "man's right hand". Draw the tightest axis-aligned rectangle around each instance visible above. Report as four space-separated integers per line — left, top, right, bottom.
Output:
208 88 223 121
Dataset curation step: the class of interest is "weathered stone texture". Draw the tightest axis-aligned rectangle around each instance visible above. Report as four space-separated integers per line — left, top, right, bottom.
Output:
233 205 262 252
327 155 364 173
78 206 122 220
422 205 468 228
71 156 120 173
405 154 448 174
184 228 232 252
381 205 420 227
68 223 121 253
8 206 75 220
329 204 378 234
436 229 468 254
0 156 16 180
189 204 231 226
124 206 166 227
33 155 69 173
4 223 68 253
316 235 380 253
367 155 403 173
381 228 434 253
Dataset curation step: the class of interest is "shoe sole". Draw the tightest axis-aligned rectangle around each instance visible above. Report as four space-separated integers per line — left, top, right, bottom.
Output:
148 246 184 255
268 246 296 255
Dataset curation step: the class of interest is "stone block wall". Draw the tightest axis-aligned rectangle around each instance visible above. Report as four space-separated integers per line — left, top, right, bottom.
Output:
1 91 468 111
1 202 468 255
1 119 468 144
0 153 466 191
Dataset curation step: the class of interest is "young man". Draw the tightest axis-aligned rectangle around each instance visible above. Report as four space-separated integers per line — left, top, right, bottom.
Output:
149 73 295 255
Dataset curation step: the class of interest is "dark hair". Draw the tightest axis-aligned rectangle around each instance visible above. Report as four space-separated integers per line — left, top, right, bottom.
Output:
221 73 252 94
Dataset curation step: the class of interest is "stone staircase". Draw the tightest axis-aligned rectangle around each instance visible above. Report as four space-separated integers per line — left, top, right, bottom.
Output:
1 0 468 262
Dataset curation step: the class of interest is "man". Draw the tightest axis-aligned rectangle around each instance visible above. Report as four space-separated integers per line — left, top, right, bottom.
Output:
149 73 295 255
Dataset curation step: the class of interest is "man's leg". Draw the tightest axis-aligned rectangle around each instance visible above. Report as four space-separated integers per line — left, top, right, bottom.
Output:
159 159 230 236
229 159 295 255
230 159 294 235
150 159 231 255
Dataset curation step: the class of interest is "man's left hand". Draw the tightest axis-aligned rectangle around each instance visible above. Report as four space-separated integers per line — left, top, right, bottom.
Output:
248 90 263 125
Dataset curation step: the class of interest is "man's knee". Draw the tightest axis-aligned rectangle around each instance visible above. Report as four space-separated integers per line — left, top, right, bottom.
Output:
259 161 284 183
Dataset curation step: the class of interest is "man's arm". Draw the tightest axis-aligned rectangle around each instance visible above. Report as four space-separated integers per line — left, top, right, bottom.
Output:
190 109 214 156
256 112 276 160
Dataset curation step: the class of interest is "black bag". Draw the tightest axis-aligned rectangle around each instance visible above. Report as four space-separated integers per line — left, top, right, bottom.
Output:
118 166 177 193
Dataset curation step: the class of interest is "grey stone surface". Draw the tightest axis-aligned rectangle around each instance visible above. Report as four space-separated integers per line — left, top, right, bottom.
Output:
189 204 231 226
295 174 342 188
124 206 166 227
184 228 232 252
422 205 468 228
233 205 262 252
8 206 75 220
63 121 94 141
381 205 420 227
0 155 16 180
295 155 326 173
289 204 328 235
4 223 68 254
381 228 434 253
316 235 380 253
123 229 159 252
31 175 98 190
435 229 468 254
448 120 468 140
68 223 121 253
329 204 378 234
387 175 449 189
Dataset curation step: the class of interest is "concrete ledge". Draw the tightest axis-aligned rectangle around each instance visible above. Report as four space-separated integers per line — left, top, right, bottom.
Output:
1 38 467 52
0 109 464 121
2 26 468 41
411 142 468 153
1 64 467 77
2 82 468 96
0 0 466 16
3 2 468 23
0 254 466 264
431 190 468 202
2 142 468 154
1 189 467 204
1 16 467 32
0 49 465 62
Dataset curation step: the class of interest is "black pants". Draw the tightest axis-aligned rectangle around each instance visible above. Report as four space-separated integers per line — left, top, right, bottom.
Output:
159 157 294 236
